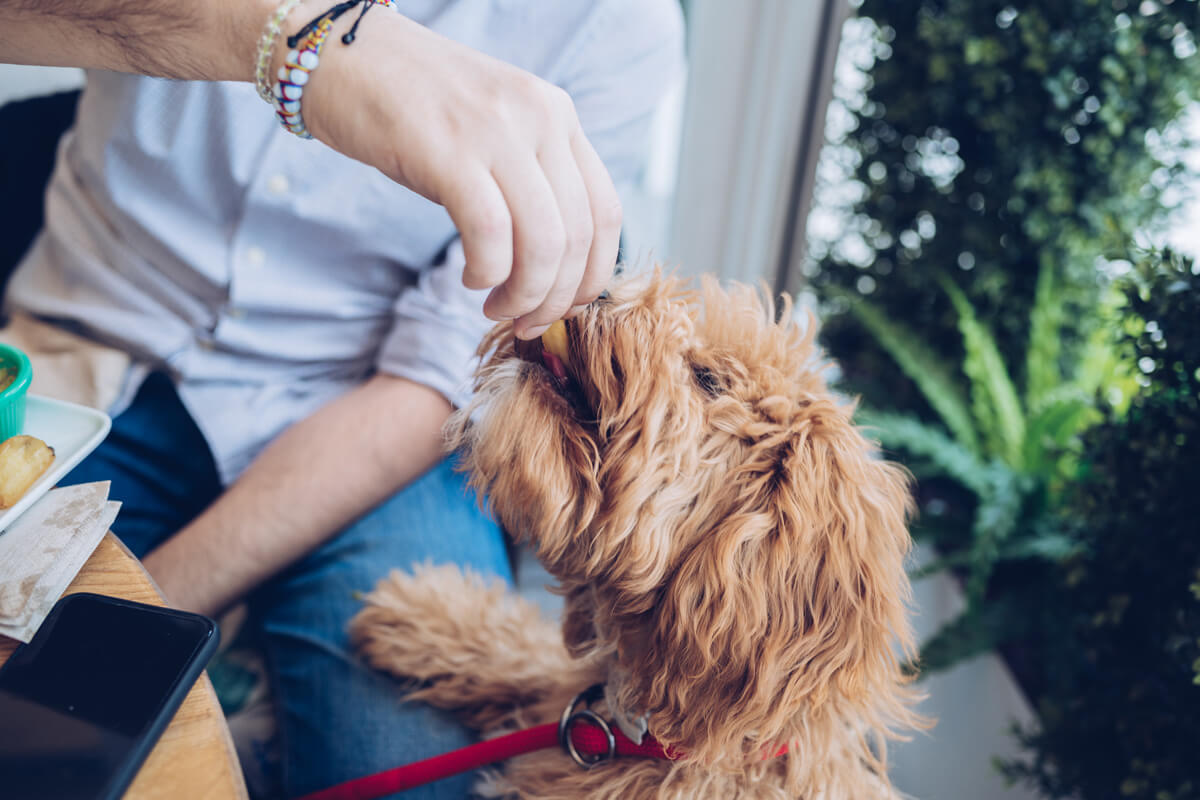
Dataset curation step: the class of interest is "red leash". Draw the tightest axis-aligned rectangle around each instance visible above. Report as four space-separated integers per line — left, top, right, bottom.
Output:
295 685 677 800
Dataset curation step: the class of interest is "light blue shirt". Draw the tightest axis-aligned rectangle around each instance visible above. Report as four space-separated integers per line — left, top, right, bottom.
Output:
8 0 684 481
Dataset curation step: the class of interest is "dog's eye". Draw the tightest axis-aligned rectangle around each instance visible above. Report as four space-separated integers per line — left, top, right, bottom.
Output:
692 365 722 397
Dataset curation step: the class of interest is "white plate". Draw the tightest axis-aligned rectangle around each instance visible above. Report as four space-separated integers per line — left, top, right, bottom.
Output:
0 394 112 534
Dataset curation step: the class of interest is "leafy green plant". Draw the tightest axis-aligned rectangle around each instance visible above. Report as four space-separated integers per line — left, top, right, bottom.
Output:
841 261 1134 670
808 0 1199 424
800 0 1200 789
997 249 1200 800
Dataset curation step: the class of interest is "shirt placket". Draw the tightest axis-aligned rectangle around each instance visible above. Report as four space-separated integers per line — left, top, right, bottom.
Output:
218 134 297 351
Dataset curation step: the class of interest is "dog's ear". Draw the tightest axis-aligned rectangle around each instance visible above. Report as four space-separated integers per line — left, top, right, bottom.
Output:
618 398 921 765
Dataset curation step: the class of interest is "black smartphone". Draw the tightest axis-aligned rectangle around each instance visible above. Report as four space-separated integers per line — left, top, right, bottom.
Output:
0 592 219 800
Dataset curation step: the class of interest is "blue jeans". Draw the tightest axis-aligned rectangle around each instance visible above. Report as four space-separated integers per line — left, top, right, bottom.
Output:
65 372 512 799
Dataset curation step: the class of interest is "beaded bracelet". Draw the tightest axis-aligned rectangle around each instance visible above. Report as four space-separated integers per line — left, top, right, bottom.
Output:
271 0 397 139
254 0 306 104
272 19 332 138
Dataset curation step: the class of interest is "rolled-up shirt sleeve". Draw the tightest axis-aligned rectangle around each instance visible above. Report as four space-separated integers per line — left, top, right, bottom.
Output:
375 238 492 408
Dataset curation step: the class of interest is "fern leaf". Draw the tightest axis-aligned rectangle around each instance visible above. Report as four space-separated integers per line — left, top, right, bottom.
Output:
839 293 981 455
1025 262 1063 414
965 467 1026 603
940 278 1027 469
856 409 992 496
1068 283 1138 414
858 411 1026 594
1022 391 1098 479
908 530 1078 581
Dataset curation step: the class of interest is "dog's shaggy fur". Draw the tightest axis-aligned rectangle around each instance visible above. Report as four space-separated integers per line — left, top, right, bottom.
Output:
350 270 926 798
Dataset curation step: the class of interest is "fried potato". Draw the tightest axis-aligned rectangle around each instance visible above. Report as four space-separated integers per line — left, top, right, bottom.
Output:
542 319 569 363
0 434 55 509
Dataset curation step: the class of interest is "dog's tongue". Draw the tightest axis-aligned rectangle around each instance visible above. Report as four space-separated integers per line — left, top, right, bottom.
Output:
514 319 570 379
542 349 567 380
513 331 569 380
540 320 569 379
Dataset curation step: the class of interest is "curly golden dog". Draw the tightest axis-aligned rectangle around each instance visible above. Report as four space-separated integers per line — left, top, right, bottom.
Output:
350 270 926 799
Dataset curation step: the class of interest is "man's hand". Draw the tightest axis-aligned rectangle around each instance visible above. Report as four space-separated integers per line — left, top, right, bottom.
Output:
0 0 622 338
300 11 622 338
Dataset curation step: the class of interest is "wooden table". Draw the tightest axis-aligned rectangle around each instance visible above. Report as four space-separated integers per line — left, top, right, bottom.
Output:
0 532 249 800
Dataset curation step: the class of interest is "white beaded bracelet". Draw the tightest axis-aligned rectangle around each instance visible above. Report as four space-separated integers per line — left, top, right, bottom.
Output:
254 0 306 104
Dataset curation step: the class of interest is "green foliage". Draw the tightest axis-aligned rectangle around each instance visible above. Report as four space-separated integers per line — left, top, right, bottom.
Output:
855 409 991 496
809 0 1197 680
803 1 1200 793
837 292 979 454
1024 263 1062 414
810 0 1200 417
998 250 1200 800
849 265 1124 669
941 277 1027 467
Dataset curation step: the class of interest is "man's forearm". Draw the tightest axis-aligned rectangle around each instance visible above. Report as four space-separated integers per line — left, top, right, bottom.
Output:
141 374 453 617
0 0 275 80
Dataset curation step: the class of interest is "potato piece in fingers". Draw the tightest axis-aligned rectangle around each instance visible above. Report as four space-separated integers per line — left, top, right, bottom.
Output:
541 319 569 363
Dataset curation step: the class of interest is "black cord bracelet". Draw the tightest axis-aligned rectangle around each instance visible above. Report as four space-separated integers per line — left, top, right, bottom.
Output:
287 0 385 48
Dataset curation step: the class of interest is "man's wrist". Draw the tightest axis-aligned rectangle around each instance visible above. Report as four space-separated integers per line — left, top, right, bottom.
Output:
254 0 308 102
263 0 328 80
266 1 416 142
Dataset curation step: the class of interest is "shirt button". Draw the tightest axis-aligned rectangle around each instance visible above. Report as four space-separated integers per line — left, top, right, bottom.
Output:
266 174 290 196
227 307 247 320
246 246 266 267
197 339 214 351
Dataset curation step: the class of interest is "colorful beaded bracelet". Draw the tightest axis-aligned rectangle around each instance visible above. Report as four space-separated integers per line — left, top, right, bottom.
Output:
272 18 332 139
271 0 397 139
254 0 306 104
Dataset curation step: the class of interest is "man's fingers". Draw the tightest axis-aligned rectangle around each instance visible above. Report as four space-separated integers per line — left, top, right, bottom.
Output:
444 170 514 292
512 137 593 337
484 154 564 326
569 128 622 306
433 82 616 332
